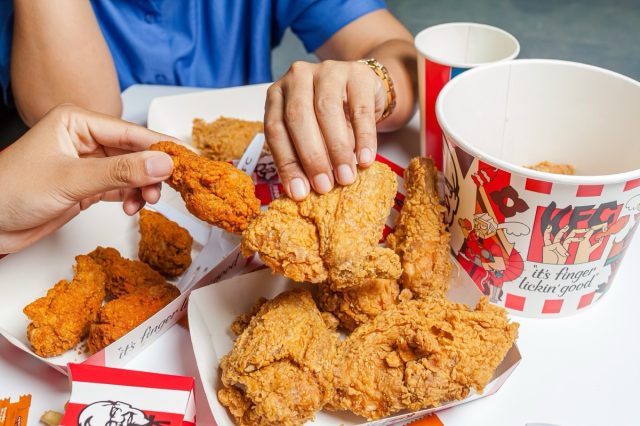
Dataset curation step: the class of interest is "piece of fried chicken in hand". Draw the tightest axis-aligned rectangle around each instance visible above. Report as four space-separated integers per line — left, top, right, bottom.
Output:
138 209 193 277
218 289 341 426
88 246 172 298
316 278 401 332
23 255 106 357
241 162 401 288
87 283 180 353
150 141 260 233
387 157 452 298
330 297 518 420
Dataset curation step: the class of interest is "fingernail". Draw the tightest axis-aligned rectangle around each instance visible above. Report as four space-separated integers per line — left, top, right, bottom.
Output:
358 148 373 164
145 153 173 177
313 173 332 193
289 178 308 200
337 164 355 184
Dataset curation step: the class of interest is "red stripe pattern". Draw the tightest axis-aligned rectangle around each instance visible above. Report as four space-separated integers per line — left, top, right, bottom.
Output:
576 184 604 197
524 178 553 194
424 58 452 170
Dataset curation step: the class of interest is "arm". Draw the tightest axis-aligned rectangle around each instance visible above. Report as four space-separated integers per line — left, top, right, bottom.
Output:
11 0 121 126
265 10 417 200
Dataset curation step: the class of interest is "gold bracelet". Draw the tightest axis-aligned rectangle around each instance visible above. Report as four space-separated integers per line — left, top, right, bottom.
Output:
357 58 397 122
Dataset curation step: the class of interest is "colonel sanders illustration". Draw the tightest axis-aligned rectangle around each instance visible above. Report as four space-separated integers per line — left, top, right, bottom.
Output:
78 401 150 426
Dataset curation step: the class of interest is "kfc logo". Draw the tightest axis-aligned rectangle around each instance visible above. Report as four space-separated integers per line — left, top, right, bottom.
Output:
78 401 150 426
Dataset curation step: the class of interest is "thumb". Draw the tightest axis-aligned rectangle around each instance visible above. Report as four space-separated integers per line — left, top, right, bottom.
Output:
65 151 173 200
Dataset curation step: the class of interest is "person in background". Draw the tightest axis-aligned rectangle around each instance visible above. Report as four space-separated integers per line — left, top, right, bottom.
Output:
0 0 417 200
0 105 175 254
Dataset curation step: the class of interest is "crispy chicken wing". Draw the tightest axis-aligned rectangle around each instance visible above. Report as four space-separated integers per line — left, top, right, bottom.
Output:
192 116 266 161
316 278 400 331
241 162 401 288
87 283 180 353
88 247 170 298
218 289 341 426
23 255 106 357
330 297 518 420
387 157 452 298
138 209 193 277
150 141 260 233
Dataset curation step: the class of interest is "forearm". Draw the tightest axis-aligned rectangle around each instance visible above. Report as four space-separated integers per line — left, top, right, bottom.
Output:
11 0 122 126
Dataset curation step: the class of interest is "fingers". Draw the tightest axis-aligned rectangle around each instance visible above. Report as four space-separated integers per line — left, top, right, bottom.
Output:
264 83 310 201
553 225 569 244
63 151 173 202
314 62 356 185
281 62 334 194
543 225 553 246
347 63 379 167
51 104 178 154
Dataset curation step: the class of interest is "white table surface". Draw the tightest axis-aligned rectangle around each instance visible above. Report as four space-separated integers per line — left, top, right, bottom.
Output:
1 84 639 426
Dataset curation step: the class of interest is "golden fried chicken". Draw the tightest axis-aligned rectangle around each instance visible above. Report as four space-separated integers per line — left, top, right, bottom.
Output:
526 161 575 175
192 116 266 161
23 255 106 357
88 246 170 298
330 297 518 420
150 141 260 233
241 162 401 288
87 283 180 353
138 209 193 277
316 278 400 331
218 289 341 426
387 157 452 299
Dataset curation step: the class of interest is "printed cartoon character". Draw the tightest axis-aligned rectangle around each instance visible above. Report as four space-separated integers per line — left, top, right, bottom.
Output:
458 214 526 303
78 401 150 426
599 194 640 293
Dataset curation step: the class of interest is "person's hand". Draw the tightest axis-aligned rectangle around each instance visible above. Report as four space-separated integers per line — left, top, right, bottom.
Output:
265 60 387 200
0 105 176 253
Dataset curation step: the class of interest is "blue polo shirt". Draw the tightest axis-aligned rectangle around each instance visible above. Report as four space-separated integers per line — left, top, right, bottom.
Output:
0 0 385 105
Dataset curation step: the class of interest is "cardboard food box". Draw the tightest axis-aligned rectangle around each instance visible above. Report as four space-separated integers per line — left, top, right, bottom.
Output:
0 189 245 374
188 266 521 426
61 363 196 426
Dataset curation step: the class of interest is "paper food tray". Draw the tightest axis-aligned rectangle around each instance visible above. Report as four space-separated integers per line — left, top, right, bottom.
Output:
188 266 521 426
0 187 245 374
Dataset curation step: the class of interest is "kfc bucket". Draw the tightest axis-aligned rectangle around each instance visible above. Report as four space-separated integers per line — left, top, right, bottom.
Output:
436 59 640 317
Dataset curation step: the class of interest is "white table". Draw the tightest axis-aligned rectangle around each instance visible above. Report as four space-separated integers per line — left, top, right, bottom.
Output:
1 84 638 426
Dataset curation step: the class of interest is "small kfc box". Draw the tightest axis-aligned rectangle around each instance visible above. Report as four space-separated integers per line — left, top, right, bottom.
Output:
61 363 196 426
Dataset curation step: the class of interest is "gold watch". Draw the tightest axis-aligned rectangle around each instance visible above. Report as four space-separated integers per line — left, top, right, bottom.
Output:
357 58 397 122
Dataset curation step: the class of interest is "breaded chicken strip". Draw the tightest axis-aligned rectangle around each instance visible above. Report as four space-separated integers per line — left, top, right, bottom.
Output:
23 255 106 357
330 297 518 420
138 209 193 277
150 141 260 233
192 116 266 161
241 162 400 288
87 283 180 353
218 289 340 426
387 157 452 298
316 278 400 331
88 246 170 298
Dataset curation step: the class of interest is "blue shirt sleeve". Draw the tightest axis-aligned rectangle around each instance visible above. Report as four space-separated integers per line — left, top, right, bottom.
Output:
0 2 14 105
276 0 386 53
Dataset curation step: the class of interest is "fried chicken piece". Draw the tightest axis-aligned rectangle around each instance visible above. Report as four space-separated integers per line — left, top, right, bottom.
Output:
87 283 180 353
526 161 575 175
23 256 106 357
316 278 400 331
241 162 401 288
192 116 267 161
88 246 170 298
150 141 260 233
229 297 267 335
218 289 341 426
138 209 193 277
387 157 452 299
330 297 518 420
